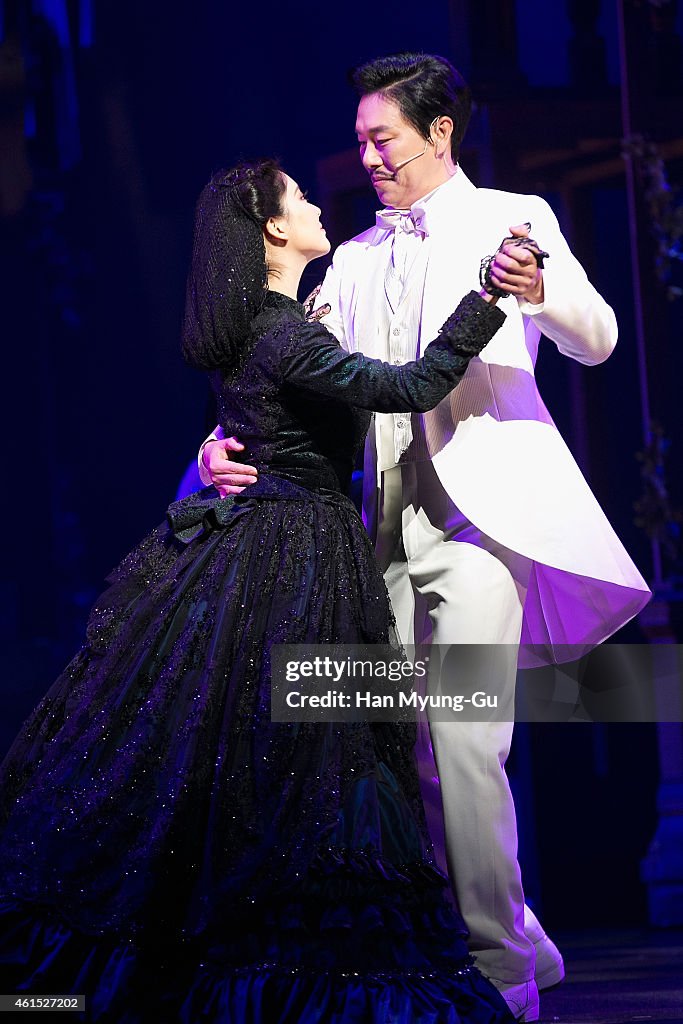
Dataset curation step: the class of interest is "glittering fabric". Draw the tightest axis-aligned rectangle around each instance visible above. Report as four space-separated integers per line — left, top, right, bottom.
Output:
0 291 511 1023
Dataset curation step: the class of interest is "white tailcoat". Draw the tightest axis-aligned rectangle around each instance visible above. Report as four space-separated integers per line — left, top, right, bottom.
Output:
316 169 651 664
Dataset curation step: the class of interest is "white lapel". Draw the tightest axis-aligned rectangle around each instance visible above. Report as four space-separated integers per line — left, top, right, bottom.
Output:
420 169 481 344
421 171 533 368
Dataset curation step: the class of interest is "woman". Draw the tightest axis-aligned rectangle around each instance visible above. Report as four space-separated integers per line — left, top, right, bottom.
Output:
0 160 513 1022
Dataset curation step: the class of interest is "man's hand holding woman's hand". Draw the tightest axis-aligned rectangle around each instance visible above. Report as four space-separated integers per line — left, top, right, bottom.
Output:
480 223 546 304
203 436 258 497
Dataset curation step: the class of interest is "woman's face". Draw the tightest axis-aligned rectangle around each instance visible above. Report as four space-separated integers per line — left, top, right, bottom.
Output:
279 174 330 260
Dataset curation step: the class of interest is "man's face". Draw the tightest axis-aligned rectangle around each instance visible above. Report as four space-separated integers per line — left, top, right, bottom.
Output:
355 92 448 210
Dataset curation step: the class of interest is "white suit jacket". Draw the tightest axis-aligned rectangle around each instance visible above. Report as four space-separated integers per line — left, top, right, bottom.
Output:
315 169 651 662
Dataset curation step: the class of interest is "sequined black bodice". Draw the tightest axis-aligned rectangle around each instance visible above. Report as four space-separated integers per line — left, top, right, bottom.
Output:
211 294 369 494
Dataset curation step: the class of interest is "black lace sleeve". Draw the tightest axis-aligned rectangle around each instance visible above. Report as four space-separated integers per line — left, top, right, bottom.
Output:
280 290 505 413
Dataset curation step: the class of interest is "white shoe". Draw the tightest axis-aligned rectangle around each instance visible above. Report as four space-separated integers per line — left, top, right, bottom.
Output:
496 979 540 1021
524 904 565 991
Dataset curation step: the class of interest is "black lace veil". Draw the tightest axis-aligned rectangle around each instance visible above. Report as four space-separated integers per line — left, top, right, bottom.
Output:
181 167 270 371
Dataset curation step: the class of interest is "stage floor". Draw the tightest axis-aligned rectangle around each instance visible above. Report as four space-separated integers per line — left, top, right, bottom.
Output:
538 929 683 1022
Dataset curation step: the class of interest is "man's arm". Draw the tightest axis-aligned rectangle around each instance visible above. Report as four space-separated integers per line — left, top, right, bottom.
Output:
516 197 618 365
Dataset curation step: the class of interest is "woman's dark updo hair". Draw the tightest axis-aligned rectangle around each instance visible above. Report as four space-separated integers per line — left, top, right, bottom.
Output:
182 159 288 372
213 158 287 227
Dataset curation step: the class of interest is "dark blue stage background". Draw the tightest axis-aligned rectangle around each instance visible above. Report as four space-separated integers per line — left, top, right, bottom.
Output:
2 0 683 940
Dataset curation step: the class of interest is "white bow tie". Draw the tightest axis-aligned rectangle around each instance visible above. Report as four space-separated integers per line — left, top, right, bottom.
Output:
375 208 428 237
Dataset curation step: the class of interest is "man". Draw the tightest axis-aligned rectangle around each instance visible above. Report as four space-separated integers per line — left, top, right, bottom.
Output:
200 54 651 1020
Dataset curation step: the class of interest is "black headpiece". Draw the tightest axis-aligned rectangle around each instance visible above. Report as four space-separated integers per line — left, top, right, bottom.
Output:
181 168 268 370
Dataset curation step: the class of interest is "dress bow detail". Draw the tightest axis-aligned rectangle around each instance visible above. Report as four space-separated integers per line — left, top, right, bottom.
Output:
166 487 239 543
166 479 356 544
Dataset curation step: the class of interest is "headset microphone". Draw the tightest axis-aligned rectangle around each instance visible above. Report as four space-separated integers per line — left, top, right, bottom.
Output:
387 117 440 173
391 139 431 172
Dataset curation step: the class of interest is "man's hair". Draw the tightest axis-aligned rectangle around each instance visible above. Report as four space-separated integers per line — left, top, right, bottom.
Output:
350 53 472 163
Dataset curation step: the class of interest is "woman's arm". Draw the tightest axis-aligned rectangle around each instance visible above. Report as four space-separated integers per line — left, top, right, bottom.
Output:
281 291 505 412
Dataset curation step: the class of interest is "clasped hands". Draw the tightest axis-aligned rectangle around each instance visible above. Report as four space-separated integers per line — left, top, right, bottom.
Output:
480 223 546 304
203 222 546 496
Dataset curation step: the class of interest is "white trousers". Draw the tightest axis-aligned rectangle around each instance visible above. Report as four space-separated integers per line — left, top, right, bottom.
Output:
376 461 536 983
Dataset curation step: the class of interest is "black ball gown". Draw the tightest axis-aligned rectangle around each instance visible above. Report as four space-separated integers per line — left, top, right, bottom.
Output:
0 290 514 1023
